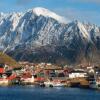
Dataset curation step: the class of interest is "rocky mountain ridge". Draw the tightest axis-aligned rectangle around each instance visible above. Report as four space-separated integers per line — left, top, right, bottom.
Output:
0 7 100 65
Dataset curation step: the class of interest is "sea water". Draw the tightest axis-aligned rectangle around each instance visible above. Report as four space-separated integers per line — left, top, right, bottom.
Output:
0 86 100 100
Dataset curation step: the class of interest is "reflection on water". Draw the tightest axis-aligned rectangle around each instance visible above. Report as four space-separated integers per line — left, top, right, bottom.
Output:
0 86 100 100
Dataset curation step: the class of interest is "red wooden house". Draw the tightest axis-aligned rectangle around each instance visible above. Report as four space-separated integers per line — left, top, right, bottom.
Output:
0 63 5 74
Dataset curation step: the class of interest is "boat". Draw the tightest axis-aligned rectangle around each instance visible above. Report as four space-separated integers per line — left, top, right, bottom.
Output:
88 77 98 89
0 79 9 86
44 79 65 87
0 74 9 86
95 79 100 89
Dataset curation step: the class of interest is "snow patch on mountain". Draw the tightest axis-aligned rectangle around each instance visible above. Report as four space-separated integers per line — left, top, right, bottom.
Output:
28 7 68 24
0 7 100 53
77 21 91 40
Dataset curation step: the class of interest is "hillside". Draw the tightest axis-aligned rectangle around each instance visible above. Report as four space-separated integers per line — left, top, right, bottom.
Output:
0 52 19 67
0 7 100 65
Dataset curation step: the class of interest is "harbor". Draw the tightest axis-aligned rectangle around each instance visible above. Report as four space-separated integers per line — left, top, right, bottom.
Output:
0 62 100 90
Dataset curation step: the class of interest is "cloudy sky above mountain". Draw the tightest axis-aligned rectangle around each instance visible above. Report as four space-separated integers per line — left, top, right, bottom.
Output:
0 0 100 25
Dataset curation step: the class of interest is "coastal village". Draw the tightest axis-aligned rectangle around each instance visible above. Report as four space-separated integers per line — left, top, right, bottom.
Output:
0 60 100 90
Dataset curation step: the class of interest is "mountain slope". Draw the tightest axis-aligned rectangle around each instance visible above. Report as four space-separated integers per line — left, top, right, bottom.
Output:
0 7 100 65
0 52 19 67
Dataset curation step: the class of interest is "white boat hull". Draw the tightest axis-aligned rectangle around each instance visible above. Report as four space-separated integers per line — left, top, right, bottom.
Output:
44 81 64 87
0 79 9 86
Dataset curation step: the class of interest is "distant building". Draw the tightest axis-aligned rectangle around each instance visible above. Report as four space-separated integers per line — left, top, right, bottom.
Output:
69 69 87 79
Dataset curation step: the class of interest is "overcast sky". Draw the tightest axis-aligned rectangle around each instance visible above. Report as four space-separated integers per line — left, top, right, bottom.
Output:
0 0 100 25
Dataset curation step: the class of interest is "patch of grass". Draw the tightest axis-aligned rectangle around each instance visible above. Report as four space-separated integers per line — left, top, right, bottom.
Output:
0 52 19 67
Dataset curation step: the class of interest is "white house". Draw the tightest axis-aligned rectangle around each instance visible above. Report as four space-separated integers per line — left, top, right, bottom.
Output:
69 69 87 79
21 75 35 84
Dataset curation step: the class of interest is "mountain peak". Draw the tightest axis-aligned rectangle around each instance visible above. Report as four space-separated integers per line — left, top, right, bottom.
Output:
0 7 100 64
28 7 68 24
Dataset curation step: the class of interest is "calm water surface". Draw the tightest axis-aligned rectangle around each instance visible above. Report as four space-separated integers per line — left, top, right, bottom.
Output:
0 86 100 100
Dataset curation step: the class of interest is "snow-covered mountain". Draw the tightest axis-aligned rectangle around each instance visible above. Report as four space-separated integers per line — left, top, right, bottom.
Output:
0 7 100 64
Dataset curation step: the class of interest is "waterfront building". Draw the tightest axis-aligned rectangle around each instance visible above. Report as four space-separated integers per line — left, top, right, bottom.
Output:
69 69 88 79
